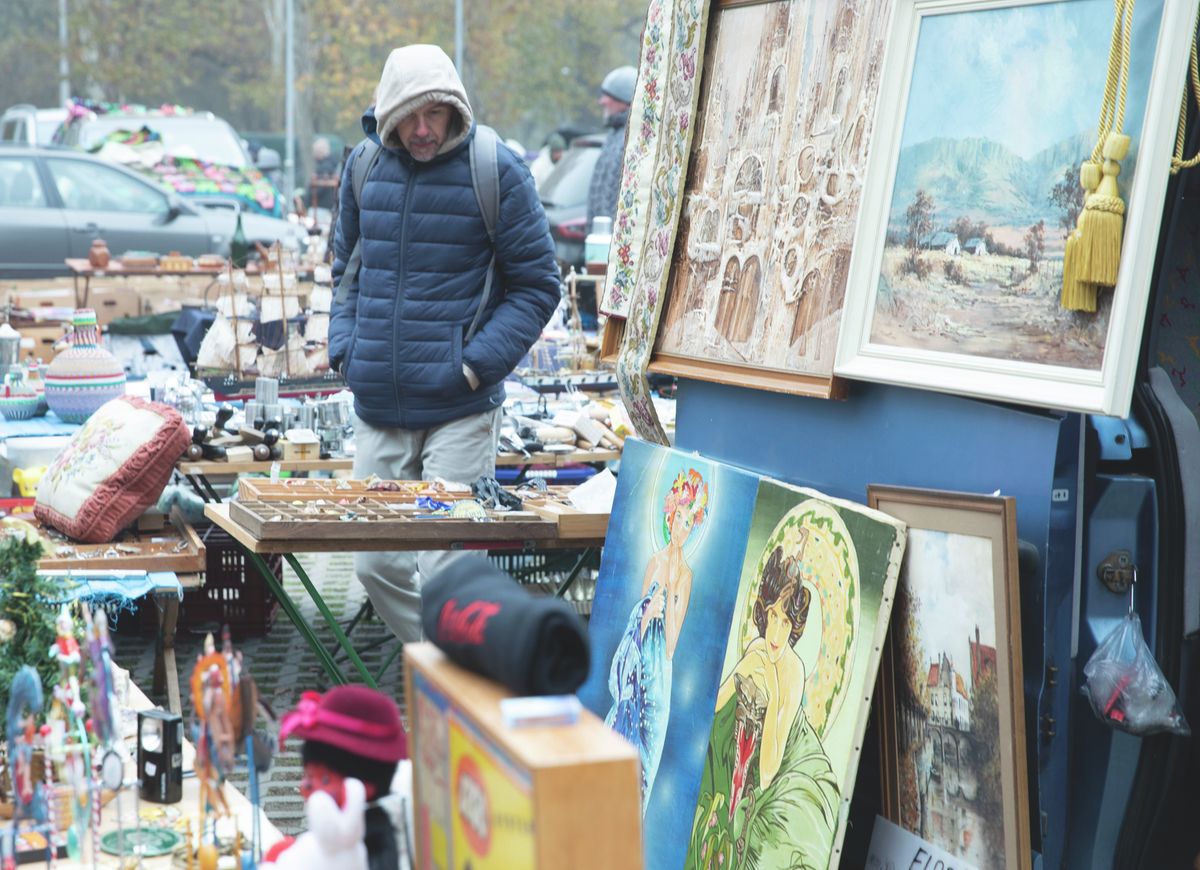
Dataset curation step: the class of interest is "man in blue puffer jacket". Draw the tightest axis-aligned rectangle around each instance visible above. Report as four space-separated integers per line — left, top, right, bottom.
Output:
330 44 560 643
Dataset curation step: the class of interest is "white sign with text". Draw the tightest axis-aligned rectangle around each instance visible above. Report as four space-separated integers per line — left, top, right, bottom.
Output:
866 816 981 870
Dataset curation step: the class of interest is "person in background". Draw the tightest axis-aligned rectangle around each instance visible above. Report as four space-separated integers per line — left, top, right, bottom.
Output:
586 65 637 233
530 131 567 188
329 44 560 644
312 136 339 178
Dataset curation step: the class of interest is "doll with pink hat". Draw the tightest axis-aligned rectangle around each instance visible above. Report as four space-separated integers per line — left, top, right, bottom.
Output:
262 685 409 870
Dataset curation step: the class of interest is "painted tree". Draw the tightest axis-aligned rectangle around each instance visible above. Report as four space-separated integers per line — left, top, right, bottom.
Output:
1024 219 1046 275
1048 165 1086 231
905 189 936 252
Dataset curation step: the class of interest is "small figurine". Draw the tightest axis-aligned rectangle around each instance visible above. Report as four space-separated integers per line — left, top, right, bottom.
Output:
264 685 408 870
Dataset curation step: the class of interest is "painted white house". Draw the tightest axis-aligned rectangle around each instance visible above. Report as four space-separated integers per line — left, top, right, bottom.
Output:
919 231 961 256
964 237 988 256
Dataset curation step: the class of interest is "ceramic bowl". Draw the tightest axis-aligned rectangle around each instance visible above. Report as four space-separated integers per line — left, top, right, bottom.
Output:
0 395 40 421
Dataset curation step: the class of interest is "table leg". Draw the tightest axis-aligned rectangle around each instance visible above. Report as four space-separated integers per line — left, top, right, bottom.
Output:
153 592 183 715
281 553 375 687
244 550 350 686
554 548 596 600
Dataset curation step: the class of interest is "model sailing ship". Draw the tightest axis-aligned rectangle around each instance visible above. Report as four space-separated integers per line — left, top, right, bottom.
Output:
195 249 342 398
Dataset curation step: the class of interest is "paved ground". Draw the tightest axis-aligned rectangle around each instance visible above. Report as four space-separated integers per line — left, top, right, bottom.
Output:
113 550 595 835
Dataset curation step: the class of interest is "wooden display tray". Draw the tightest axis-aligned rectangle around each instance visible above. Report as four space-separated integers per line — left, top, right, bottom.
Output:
237 477 476 503
228 498 558 542
33 510 206 573
520 491 610 539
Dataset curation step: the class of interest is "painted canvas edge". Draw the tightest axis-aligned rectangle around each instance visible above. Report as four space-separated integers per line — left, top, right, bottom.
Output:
774 482 908 866
833 0 1197 418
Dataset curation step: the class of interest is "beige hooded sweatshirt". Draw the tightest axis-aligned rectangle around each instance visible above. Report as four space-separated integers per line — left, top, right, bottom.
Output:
374 44 474 156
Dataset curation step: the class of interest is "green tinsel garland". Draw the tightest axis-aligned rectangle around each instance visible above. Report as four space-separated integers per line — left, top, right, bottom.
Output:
0 534 61 716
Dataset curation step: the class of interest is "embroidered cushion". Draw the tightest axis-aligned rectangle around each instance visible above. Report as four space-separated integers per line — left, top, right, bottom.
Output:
35 396 190 543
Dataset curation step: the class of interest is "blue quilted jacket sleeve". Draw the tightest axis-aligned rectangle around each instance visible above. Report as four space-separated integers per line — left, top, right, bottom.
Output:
328 152 360 370
461 157 561 388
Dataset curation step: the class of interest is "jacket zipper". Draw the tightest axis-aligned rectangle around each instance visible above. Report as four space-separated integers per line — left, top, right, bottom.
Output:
394 166 417 427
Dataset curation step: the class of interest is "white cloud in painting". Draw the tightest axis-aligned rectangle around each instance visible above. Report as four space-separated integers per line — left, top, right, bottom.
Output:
904 527 996 693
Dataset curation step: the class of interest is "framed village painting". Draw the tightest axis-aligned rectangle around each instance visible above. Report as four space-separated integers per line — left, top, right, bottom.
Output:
649 0 893 398
867 485 1029 869
578 438 761 870
683 481 905 870
835 0 1196 417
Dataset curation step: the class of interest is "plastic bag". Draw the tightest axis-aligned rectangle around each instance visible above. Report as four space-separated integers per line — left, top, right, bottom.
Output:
1082 612 1190 736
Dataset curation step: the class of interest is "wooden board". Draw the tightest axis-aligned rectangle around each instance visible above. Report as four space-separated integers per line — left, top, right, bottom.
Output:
34 510 206 573
405 643 642 870
176 457 353 475
227 498 558 542
520 492 611 540
496 448 621 467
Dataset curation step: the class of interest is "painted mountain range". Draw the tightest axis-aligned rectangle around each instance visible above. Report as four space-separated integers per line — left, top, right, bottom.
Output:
887 131 1104 228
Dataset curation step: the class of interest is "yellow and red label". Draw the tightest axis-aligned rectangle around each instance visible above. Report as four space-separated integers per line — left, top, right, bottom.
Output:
449 714 535 869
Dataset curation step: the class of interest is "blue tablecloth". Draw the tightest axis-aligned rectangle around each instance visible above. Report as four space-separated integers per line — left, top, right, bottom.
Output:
40 570 182 604
0 410 80 439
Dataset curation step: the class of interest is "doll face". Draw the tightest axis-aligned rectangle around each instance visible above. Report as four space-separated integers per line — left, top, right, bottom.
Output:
300 761 347 807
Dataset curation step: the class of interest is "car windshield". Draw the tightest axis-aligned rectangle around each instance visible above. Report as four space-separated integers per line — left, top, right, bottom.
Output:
76 116 248 167
539 145 600 209
36 115 64 143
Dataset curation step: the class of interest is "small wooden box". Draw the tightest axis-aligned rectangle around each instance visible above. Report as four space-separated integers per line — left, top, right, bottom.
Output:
281 429 320 461
91 286 140 325
405 643 642 870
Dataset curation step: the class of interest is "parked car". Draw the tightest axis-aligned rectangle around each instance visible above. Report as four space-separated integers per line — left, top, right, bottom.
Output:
0 146 305 278
0 104 68 147
53 102 285 217
538 133 603 274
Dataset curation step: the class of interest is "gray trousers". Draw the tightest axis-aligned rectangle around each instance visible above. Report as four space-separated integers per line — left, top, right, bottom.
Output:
352 408 501 643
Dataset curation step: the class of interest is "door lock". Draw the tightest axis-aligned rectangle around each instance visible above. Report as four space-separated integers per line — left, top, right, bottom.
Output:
1097 550 1136 594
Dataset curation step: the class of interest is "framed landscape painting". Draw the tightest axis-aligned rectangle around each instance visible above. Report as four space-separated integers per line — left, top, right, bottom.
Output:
650 0 892 398
867 485 1029 869
835 0 1196 417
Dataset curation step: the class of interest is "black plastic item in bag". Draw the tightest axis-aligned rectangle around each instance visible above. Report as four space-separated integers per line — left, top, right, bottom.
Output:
1082 611 1190 736
421 556 590 697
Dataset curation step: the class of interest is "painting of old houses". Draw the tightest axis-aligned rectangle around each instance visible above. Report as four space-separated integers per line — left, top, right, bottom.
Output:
869 487 1030 870
652 0 891 395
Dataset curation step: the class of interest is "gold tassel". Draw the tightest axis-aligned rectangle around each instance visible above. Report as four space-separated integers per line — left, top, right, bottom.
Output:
1077 131 1130 288
1061 160 1102 312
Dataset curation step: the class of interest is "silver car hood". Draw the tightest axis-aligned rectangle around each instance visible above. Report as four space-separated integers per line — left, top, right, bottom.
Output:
197 204 308 255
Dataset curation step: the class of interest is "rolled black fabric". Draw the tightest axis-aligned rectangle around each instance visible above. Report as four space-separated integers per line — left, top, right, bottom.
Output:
421 556 590 697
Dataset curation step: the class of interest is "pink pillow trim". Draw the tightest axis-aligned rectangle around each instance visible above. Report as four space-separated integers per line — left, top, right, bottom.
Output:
34 396 190 543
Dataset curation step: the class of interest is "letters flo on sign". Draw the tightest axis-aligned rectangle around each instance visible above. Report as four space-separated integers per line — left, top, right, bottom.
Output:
866 816 981 870
448 712 536 868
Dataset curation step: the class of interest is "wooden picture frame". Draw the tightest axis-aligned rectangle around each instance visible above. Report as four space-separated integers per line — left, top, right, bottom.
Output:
867 485 1029 868
647 0 893 398
835 0 1194 417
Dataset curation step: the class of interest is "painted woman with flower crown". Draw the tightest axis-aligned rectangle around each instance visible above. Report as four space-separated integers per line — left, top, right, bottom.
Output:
605 468 709 810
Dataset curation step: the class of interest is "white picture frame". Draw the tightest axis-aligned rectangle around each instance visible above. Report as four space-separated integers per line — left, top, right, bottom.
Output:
835 0 1196 418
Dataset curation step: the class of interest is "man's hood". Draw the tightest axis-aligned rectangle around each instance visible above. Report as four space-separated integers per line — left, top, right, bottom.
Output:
372 44 473 156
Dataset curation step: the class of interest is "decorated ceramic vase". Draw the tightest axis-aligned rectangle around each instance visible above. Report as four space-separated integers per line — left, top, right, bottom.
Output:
44 309 126 423
88 238 111 269
0 369 39 421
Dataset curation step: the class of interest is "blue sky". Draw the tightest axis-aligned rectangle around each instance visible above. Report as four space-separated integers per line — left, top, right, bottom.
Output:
900 0 1161 159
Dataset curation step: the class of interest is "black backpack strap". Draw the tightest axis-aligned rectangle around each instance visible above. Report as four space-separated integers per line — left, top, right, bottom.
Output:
333 139 382 306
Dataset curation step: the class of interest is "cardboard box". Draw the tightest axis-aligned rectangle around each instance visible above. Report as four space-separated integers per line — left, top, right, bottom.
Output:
18 324 66 361
282 428 320 461
405 643 642 870
7 286 75 311
90 286 140 325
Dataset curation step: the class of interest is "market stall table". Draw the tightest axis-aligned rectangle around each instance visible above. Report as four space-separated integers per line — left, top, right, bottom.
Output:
64 258 228 308
39 673 282 868
203 499 607 689
177 446 620 502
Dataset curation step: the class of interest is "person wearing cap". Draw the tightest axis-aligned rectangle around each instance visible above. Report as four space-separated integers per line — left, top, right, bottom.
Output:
267 685 410 870
330 45 561 645
586 65 637 233
530 130 568 187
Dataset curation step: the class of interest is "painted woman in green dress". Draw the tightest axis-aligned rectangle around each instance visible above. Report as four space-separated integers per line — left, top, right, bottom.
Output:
687 536 840 870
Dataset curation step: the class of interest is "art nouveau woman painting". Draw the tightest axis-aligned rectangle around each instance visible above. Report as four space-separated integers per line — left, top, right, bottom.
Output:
606 468 709 809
